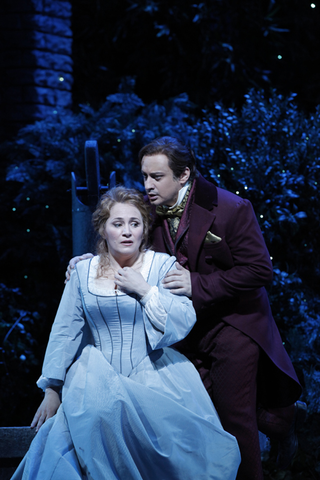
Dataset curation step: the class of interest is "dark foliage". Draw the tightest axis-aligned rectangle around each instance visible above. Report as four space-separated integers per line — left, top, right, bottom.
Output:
72 0 320 112
0 283 43 425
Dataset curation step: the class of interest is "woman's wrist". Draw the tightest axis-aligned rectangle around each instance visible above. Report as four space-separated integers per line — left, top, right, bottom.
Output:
140 285 157 305
45 386 61 397
137 283 151 298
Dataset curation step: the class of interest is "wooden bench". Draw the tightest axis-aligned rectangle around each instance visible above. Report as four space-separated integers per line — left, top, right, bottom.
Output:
0 427 36 480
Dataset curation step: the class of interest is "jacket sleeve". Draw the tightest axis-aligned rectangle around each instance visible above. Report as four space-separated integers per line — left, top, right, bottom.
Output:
37 269 86 391
142 255 197 349
191 198 273 312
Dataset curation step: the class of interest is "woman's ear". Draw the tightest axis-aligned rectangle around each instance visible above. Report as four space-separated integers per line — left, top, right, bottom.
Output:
100 223 107 239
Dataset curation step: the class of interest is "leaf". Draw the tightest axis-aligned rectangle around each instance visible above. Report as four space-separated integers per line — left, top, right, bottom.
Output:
295 211 307 219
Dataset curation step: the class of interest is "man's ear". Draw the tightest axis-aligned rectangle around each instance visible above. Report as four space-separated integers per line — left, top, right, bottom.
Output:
179 167 191 186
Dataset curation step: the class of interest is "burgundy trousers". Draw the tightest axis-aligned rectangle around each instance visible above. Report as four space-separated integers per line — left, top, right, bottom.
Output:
181 321 295 480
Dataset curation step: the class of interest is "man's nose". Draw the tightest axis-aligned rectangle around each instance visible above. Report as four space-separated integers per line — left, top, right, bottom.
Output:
144 177 153 190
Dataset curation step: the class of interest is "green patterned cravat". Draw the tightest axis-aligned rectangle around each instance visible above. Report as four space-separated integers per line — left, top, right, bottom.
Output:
156 183 191 240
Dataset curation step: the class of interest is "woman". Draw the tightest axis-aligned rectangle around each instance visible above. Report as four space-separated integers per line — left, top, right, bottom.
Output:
12 187 240 480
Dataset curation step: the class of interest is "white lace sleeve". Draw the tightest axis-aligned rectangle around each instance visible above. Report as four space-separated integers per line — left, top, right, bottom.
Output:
140 286 166 332
140 251 196 350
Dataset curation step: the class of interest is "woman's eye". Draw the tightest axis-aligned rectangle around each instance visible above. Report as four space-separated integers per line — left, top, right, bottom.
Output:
114 223 122 227
131 222 139 227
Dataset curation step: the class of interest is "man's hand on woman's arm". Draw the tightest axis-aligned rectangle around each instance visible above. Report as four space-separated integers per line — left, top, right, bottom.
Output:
162 262 192 297
65 253 94 283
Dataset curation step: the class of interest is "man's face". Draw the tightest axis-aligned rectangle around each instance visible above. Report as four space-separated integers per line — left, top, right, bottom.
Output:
141 154 190 207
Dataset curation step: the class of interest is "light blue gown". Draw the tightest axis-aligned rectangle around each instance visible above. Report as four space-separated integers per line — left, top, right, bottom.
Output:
12 251 240 480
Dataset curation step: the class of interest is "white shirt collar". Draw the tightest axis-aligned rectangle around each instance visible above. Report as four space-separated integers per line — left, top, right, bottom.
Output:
167 181 190 210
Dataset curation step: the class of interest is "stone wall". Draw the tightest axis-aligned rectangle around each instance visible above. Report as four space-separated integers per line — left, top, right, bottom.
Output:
0 0 73 138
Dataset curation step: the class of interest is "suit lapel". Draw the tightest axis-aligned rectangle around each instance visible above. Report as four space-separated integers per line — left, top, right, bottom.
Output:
188 204 216 271
187 174 218 271
152 222 172 254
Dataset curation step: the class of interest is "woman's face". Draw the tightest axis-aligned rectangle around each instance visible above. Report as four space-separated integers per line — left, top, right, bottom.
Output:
104 202 144 260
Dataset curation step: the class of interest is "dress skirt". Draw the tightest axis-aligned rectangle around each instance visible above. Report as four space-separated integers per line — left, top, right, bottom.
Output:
12 345 240 480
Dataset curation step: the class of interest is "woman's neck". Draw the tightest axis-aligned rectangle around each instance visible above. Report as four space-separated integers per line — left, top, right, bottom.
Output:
108 250 143 271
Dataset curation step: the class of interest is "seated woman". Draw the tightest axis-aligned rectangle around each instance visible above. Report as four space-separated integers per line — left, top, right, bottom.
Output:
12 186 240 480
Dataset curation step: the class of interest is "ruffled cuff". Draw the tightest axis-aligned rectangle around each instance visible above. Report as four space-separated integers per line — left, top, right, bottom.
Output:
37 375 64 392
140 285 157 305
141 286 167 332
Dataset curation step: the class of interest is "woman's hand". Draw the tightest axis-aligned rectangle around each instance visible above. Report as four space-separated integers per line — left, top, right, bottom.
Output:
114 267 151 298
31 388 61 432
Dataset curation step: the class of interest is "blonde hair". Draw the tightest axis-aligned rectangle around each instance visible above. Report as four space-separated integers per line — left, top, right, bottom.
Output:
92 186 151 276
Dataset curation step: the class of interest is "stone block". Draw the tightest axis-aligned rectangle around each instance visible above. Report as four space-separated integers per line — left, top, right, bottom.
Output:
4 68 73 90
55 89 72 106
22 85 72 106
0 0 73 133
33 69 73 90
33 31 72 55
1 0 71 18
24 14 72 37
28 50 73 72
15 50 73 71
31 0 72 19
0 12 71 36
1 50 73 72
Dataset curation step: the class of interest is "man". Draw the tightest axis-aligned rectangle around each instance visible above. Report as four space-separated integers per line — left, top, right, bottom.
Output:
68 136 305 479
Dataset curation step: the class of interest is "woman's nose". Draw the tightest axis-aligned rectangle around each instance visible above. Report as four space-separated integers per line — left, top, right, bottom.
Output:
122 225 132 236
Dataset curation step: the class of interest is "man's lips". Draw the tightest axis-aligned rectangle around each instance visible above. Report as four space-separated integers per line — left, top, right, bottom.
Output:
148 194 158 201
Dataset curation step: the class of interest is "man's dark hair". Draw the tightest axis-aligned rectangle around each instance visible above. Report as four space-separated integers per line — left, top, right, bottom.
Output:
138 136 198 182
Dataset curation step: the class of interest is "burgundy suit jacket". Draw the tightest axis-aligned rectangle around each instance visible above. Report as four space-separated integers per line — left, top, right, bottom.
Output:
150 174 301 407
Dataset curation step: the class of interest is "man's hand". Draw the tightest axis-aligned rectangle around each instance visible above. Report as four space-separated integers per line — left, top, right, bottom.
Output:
114 267 151 298
162 262 192 297
31 388 61 432
65 253 94 283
